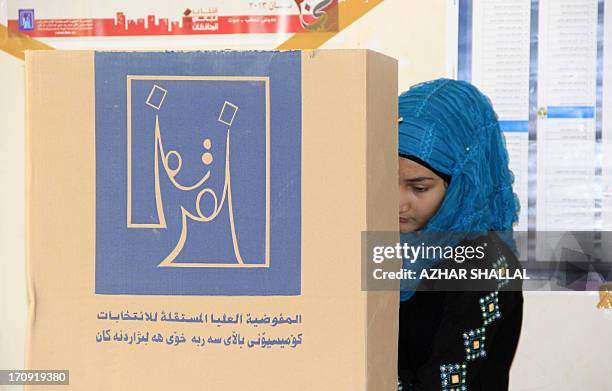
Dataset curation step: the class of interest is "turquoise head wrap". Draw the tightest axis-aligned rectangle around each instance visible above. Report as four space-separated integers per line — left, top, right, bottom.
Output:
398 78 520 301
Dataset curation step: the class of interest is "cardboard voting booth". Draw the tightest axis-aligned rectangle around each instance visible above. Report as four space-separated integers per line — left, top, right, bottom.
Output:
25 49 398 390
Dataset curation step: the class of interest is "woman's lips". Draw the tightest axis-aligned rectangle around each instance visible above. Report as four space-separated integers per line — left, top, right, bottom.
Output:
399 217 410 224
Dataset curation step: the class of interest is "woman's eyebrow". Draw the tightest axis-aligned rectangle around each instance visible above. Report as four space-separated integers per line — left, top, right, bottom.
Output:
402 177 435 183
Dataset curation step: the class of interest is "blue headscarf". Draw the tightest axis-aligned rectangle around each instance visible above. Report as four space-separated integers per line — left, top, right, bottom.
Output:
398 78 520 301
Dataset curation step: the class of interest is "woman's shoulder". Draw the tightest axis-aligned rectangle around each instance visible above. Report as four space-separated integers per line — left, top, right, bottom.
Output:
433 231 522 292
457 232 519 263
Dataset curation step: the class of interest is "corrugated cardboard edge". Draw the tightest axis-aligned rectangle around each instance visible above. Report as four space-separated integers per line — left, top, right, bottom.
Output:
302 48 372 389
24 49 34 374
365 50 399 391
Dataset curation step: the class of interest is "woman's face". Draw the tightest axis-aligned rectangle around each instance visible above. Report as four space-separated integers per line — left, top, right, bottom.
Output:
398 157 447 233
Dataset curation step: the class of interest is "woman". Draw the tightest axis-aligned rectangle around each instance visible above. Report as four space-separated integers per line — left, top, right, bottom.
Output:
396 78 523 390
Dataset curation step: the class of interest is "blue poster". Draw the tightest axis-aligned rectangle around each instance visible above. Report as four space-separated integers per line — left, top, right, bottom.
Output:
95 51 301 296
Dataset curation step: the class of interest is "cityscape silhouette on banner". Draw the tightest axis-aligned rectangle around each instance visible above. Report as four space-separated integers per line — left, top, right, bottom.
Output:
9 3 339 37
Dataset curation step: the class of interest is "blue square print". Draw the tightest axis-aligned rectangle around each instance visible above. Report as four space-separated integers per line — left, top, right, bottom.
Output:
94 51 301 296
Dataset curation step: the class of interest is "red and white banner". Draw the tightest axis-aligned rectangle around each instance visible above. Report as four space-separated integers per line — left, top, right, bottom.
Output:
8 0 338 37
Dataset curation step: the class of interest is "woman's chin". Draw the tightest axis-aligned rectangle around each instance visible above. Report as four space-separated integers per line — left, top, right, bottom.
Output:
399 222 419 233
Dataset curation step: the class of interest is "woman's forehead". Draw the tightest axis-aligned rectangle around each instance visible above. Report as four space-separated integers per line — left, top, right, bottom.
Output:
398 157 439 179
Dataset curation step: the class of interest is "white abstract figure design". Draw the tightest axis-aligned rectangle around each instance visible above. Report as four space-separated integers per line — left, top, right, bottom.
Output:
141 84 243 267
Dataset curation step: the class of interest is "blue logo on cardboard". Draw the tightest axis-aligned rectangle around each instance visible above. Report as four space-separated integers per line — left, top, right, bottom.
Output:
18 9 35 31
95 52 301 296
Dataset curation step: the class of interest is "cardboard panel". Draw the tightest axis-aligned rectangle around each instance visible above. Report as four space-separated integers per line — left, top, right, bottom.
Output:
25 49 398 390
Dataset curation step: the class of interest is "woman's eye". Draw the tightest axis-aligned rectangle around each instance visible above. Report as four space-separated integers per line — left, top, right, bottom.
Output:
414 186 428 193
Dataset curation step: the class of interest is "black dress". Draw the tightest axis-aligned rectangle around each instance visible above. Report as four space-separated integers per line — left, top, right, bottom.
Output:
397 232 524 391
